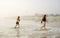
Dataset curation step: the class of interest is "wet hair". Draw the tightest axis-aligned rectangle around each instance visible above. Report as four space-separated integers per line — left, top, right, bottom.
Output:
44 14 46 17
18 16 20 18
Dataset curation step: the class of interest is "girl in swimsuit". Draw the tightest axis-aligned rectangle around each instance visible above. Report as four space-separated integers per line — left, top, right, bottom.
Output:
15 16 20 28
41 15 47 29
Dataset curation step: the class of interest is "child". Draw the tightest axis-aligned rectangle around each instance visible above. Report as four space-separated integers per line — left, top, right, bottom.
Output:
15 16 20 28
41 15 47 29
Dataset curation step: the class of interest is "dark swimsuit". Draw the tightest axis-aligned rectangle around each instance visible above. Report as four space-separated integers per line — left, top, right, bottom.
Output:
42 18 46 22
16 21 19 24
41 17 46 23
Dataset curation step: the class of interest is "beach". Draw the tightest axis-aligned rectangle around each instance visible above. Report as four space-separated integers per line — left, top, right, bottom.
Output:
0 16 60 38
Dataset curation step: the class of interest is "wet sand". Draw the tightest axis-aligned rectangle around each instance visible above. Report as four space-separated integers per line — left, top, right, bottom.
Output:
0 16 60 38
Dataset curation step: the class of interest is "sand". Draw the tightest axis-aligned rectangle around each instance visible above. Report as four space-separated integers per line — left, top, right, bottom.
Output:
0 16 60 38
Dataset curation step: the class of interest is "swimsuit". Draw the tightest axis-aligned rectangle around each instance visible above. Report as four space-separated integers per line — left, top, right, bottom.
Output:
41 17 46 23
16 21 19 24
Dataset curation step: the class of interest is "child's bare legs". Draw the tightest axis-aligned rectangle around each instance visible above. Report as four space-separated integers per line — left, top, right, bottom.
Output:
43 22 46 29
17 24 19 27
15 24 20 28
41 22 46 29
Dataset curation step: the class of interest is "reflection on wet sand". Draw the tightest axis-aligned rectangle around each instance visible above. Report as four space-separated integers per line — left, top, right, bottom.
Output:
15 28 20 37
28 32 47 38
56 36 60 38
28 30 60 38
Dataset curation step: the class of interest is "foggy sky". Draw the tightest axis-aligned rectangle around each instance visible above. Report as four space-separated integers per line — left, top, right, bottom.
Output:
0 0 60 17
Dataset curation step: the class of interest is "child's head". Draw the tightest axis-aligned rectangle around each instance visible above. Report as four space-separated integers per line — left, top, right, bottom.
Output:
18 16 20 18
43 14 46 18
44 14 46 17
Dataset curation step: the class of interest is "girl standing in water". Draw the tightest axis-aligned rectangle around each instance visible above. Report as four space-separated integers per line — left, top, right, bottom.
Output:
41 15 47 29
15 16 20 28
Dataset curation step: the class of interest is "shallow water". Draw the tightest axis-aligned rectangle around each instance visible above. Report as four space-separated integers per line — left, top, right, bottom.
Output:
0 16 60 38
